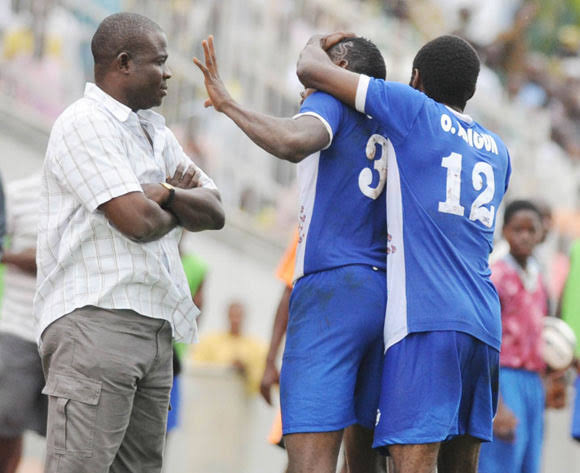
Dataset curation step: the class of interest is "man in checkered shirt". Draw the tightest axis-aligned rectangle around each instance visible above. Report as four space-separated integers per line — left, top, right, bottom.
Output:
34 12 225 473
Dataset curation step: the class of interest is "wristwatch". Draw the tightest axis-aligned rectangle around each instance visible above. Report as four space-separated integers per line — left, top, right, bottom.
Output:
160 182 176 209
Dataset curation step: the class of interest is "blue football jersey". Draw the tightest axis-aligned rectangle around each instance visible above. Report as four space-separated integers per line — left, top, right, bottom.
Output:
293 91 388 280
356 77 511 351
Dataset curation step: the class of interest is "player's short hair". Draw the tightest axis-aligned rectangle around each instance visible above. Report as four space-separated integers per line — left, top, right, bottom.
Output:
503 199 542 227
412 35 479 110
328 37 386 80
91 12 162 68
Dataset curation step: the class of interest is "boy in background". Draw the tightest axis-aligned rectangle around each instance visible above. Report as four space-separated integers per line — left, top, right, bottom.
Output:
479 200 548 473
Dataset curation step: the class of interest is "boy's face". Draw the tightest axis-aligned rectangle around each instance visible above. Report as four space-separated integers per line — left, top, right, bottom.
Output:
503 210 542 261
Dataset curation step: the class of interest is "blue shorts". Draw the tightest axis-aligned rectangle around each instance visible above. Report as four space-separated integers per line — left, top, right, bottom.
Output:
479 368 545 473
373 331 499 451
280 264 386 435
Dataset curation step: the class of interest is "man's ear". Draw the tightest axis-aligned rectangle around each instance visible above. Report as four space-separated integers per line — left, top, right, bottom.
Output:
337 59 348 70
410 68 421 89
116 52 131 74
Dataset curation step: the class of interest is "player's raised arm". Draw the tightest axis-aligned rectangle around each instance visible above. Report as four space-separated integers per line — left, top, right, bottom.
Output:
296 33 360 109
193 36 329 162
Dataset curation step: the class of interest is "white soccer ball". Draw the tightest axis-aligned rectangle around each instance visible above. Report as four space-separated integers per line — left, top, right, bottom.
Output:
542 317 577 371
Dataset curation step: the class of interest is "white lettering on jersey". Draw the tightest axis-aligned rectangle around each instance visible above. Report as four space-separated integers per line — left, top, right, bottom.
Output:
440 113 498 155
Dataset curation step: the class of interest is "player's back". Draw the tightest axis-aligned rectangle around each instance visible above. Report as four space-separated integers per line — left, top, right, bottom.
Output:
357 78 511 350
293 91 388 281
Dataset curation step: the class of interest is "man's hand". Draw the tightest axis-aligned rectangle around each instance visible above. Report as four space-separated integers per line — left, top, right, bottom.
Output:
493 402 518 442
167 164 202 189
193 35 233 112
260 360 280 405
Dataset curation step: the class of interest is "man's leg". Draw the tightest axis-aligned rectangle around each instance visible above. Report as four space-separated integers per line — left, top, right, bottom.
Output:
40 307 171 473
343 424 385 473
111 321 173 473
388 443 439 473
438 435 481 473
285 431 343 473
0 436 23 473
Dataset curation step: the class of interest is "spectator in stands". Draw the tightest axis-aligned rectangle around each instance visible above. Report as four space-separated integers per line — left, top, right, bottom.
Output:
193 301 266 394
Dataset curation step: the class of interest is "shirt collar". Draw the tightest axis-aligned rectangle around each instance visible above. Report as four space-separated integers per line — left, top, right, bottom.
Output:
84 83 166 130
445 105 473 125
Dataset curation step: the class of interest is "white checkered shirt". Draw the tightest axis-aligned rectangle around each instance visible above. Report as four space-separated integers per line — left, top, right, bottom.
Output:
35 83 217 344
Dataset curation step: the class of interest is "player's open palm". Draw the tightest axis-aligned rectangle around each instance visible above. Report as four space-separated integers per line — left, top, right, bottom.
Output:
193 35 232 112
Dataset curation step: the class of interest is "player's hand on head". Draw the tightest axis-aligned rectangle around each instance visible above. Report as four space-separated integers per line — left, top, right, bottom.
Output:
260 360 280 405
167 164 202 189
320 32 356 50
193 35 233 112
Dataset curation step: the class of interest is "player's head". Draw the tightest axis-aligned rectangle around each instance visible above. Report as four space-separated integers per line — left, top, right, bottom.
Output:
502 200 542 262
300 37 386 105
410 35 479 111
328 37 386 80
227 301 245 336
91 12 171 111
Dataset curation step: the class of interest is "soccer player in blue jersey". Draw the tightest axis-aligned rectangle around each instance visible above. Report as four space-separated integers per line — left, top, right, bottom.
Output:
195 36 388 473
296 34 511 473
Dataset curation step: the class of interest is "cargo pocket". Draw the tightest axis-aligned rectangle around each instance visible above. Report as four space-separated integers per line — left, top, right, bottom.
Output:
42 373 102 457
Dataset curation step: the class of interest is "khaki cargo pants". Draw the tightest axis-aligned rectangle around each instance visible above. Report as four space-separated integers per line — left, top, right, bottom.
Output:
39 306 173 473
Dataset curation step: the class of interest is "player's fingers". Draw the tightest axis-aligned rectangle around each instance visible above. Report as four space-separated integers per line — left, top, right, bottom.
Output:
322 31 356 50
193 57 208 75
202 40 213 73
208 35 219 74
260 384 272 405
181 165 198 188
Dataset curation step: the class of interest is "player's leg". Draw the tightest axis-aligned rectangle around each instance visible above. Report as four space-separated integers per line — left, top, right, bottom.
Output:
111 321 173 473
344 424 386 473
285 431 343 473
374 331 497 473
388 443 439 473
438 435 481 473
281 266 385 473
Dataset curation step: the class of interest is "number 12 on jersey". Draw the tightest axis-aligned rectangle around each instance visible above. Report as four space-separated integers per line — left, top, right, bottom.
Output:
438 152 496 228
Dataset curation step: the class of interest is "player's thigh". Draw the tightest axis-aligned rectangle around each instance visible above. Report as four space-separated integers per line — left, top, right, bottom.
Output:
281 265 386 434
343 424 384 473
374 331 497 451
285 431 343 473
438 434 481 473
389 443 440 473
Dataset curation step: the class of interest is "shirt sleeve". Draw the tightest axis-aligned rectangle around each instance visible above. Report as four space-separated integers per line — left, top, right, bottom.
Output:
50 113 142 212
504 150 512 192
355 75 426 144
294 91 344 150
164 128 218 191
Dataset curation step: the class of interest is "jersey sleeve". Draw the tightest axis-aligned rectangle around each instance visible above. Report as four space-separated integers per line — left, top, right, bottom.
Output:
504 150 512 192
355 75 426 144
294 91 344 150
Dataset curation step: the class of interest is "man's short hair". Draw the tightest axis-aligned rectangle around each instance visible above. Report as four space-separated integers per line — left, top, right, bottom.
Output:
412 35 480 110
91 12 162 68
328 37 386 80
503 199 542 228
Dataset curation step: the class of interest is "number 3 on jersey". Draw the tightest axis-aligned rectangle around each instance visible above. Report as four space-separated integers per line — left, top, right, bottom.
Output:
438 152 496 228
359 134 387 200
